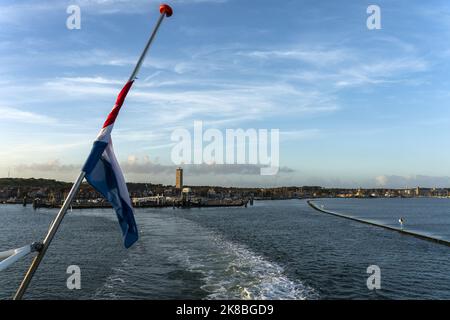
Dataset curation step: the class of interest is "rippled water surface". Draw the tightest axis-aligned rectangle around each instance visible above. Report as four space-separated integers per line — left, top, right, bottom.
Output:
1 199 449 299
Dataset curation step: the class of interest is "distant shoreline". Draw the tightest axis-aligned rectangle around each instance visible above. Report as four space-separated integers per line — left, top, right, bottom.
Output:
1 196 450 207
2 177 450 190
1 178 450 206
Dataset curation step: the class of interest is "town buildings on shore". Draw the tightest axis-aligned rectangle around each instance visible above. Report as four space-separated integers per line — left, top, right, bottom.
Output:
1 171 450 206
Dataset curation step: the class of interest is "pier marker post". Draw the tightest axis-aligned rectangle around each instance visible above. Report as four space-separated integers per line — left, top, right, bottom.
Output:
13 4 173 300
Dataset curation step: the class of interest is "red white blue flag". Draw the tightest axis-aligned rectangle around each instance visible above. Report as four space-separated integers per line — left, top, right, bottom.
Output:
82 80 138 248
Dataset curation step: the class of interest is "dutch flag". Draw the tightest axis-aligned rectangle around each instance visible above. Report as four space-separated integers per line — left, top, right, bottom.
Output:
82 80 138 248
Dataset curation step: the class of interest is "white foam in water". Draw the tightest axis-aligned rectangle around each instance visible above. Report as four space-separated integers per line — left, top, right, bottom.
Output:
192 235 318 300
94 211 318 300
164 230 318 300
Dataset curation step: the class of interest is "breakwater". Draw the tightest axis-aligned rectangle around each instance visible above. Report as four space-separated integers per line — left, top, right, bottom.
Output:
307 200 450 248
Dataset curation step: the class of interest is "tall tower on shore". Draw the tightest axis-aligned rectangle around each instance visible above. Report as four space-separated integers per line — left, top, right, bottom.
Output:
176 167 183 189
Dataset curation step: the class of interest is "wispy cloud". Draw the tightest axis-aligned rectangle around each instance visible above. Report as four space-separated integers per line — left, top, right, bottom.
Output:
0 74 339 132
0 106 56 124
58 76 123 85
0 0 227 23
74 0 228 15
239 47 352 66
334 58 429 87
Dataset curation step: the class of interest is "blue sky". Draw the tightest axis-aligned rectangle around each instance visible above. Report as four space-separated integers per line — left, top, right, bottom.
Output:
1 0 450 187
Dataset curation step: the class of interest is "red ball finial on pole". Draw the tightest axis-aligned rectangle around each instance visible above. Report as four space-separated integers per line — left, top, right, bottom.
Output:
160 4 173 17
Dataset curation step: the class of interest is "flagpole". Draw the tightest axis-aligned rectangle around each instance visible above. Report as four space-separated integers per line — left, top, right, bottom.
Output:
13 4 173 300
129 9 167 82
13 172 85 300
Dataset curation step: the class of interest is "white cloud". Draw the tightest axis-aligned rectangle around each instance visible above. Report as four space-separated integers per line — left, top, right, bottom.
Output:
284 56 428 88
58 76 123 85
240 47 352 66
8 156 294 185
375 175 388 187
335 58 429 88
0 0 227 23
0 106 56 124
375 175 450 188
0 75 338 130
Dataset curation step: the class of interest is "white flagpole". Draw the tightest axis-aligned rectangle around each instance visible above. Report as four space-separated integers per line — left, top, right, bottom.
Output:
13 4 173 300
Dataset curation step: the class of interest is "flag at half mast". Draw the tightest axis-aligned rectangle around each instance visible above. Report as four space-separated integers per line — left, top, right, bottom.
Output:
78 4 173 249
82 80 138 248
11 5 174 300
